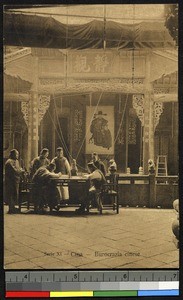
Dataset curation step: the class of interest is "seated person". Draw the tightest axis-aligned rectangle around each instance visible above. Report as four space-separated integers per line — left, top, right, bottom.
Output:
32 163 61 212
108 165 117 175
71 159 78 176
92 152 106 176
108 159 117 173
172 199 179 248
75 161 106 214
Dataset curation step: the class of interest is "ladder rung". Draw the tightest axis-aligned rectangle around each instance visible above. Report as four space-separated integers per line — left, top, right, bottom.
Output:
156 155 168 176
157 174 166 176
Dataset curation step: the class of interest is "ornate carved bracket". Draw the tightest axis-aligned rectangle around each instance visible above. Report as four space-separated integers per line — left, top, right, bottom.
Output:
21 94 50 126
154 102 164 130
133 94 164 131
132 94 144 126
38 95 51 125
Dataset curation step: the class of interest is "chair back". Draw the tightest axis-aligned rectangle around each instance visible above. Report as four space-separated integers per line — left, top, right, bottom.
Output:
102 173 119 193
107 173 119 191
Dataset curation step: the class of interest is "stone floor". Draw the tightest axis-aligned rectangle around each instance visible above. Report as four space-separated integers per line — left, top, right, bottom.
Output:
4 205 179 269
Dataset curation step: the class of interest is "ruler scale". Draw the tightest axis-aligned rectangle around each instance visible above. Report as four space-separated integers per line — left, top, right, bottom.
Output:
5 270 179 298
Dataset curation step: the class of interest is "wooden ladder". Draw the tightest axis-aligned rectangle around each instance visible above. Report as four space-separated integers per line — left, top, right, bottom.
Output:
156 155 168 176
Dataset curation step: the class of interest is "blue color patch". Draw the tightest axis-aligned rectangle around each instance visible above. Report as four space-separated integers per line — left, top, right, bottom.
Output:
138 290 179 296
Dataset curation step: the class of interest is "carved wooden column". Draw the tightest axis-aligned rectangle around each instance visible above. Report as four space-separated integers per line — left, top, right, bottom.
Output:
21 94 51 169
28 57 39 165
143 52 154 174
29 91 39 161
143 90 154 174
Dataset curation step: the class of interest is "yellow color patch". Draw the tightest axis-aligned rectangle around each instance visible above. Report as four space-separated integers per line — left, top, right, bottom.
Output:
50 291 93 297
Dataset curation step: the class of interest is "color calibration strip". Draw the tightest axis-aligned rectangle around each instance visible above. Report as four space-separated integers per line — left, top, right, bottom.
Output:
5 270 179 297
6 289 179 298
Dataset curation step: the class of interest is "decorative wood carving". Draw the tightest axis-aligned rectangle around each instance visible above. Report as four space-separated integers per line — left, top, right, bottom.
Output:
128 117 137 144
38 95 51 125
39 78 144 94
154 102 164 129
5 48 31 64
153 87 170 94
132 94 144 126
21 101 29 126
21 94 50 126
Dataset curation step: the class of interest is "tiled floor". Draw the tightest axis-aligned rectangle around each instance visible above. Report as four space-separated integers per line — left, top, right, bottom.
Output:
4 206 179 269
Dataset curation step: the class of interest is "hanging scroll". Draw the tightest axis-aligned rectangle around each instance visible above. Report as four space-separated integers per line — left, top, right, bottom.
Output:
74 109 83 142
128 117 137 145
86 106 114 154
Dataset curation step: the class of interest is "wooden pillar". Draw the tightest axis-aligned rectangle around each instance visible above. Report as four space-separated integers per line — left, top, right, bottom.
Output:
30 91 39 159
27 92 39 166
125 107 129 172
52 105 56 158
27 57 39 167
143 52 154 174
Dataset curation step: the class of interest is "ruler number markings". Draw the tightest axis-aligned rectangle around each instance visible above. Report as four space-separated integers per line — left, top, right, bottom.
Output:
5 270 179 284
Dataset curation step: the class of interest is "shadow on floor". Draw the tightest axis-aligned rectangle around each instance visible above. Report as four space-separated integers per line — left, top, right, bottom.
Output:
19 209 118 218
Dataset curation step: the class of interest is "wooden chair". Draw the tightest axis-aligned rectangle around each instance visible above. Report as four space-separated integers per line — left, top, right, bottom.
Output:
18 180 34 212
100 173 119 214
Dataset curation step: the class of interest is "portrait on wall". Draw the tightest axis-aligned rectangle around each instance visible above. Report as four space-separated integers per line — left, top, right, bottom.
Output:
86 106 114 154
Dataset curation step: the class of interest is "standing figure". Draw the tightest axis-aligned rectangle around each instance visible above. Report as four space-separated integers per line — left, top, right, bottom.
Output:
51 147 71 176
51 147 71 200
90 111 112 150
5 149 24 214
30 148 50 178
92 152 106 176
71 159 78 176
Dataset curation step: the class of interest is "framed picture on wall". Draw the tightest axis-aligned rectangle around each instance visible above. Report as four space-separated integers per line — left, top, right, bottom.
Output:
86 106 114 154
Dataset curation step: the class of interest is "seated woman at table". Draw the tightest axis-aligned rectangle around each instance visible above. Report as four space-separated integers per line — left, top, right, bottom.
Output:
32 162 61 212
75 161 106 214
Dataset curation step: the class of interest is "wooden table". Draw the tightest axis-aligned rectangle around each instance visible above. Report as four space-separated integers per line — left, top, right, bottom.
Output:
50 175 90 208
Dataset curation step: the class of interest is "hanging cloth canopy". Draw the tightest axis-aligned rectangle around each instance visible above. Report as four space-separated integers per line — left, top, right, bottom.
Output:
4 13 175 49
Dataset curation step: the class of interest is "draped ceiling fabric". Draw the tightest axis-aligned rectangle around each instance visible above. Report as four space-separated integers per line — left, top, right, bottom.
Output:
4 13 175 49
4 12 177 95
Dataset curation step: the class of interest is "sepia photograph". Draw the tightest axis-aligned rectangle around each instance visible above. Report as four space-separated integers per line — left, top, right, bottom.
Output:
3 4 179 270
